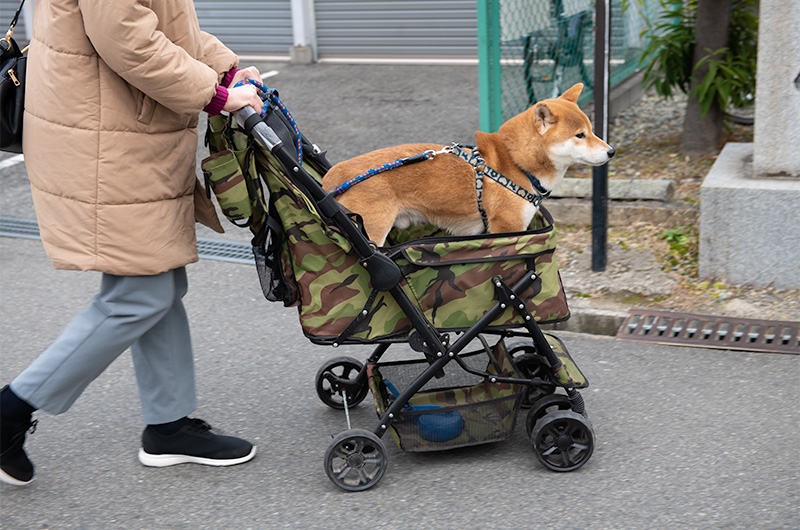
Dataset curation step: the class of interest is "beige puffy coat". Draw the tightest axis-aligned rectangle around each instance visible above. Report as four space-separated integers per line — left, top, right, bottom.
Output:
23 0 235 275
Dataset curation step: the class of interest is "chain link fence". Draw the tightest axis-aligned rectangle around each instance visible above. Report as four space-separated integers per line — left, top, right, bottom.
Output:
479 0 659 131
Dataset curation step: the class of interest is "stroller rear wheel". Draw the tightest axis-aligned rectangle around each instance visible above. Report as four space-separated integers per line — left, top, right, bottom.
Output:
315 357 369 409
324 429 388 491
531 410 594 472
525 393 572 438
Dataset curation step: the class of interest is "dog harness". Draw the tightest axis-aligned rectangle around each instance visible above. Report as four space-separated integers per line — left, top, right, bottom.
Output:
448 144 552 230
331 143 551 231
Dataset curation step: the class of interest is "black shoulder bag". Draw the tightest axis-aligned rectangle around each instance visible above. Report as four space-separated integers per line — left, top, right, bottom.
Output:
1 0 27 153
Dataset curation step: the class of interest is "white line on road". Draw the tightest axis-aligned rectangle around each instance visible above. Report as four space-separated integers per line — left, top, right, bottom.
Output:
0 154 24 170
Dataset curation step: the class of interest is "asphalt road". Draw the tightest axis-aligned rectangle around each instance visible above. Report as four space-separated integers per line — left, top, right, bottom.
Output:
1 62 798 529
1 237 798 529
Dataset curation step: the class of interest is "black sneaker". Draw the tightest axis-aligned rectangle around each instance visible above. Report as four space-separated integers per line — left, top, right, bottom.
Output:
138 418 256 467
0 417 37 486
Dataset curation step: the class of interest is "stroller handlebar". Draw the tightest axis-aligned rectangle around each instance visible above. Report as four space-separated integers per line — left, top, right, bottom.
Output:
234 105 283 152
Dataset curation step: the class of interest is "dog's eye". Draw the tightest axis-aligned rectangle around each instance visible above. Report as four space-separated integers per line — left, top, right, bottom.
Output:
575 132 586 139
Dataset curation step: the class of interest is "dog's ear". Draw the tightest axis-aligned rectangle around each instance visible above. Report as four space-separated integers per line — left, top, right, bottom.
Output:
559 83 583 103
534 103 555 133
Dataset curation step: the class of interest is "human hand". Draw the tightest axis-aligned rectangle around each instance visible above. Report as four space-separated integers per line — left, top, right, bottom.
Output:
229 66 261 87
223 83 264 114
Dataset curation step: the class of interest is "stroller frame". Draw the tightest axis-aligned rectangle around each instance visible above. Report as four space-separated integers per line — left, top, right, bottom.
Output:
234 103 594 492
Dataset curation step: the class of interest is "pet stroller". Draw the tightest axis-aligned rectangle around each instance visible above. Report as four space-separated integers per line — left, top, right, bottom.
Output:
202 86 594 491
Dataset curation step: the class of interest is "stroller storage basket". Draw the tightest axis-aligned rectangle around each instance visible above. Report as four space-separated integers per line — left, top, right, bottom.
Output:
367 343 527 452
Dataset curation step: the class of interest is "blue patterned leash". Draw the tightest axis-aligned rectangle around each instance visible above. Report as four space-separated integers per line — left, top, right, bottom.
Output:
332 146 451 197
234 78 303 165
331 143 550 232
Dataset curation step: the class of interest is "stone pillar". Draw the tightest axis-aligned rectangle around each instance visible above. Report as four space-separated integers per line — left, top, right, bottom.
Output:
753 1 800 178
290 0 316 64
699 0 800 289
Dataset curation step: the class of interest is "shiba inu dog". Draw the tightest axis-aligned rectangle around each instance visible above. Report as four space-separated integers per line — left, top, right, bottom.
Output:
321 83 614 246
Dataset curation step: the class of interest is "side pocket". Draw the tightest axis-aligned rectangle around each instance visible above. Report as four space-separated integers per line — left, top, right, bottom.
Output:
252 208 298 307
201 149 252 225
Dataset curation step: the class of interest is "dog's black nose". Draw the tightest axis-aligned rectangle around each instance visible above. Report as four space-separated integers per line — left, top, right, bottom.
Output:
607 147 616 159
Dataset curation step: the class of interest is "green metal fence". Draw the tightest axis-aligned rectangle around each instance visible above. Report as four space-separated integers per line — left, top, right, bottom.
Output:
478 0 659 132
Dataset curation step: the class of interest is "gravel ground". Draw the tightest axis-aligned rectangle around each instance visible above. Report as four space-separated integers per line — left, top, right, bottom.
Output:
610 91 688 147
556 91 800 323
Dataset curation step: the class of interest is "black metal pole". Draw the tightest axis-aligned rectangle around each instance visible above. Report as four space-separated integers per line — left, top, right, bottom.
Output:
592 0 611 272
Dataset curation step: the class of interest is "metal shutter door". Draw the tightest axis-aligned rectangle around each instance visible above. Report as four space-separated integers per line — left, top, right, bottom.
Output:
315 0 478 59
194 0 293 56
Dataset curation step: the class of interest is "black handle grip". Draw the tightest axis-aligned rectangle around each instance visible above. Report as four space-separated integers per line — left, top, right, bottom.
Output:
234 105 283 152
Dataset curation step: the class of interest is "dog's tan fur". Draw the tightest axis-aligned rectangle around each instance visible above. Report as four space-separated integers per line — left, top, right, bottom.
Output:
322 84 614 246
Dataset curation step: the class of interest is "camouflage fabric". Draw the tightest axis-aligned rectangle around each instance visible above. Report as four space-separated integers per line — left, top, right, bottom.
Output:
204 112 570 344
202 115 267 231
545 332 588 388
386 219 570 335
201 150 252 223
366 339 527 452
272 187 570 343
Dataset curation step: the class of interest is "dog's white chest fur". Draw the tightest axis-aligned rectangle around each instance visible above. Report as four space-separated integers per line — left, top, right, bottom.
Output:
395 208 486 237
520 201 538 230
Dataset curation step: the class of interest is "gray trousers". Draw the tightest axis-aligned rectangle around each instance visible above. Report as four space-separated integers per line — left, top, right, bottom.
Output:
10 267 196 425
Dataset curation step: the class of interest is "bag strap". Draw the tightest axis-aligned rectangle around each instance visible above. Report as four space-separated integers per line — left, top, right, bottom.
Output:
333 288 380 345
5 0 25 36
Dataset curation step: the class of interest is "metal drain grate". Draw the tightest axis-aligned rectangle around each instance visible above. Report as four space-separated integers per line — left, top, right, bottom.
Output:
617 309 800 354
0 216 41 240
0 217 254 265
196 238 253 264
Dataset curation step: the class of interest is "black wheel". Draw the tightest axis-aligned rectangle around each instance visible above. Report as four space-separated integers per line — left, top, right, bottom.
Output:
525 393 572 438
508 341 556 408
324 429 388 492
315 357 369 410
511 352 555 408
531 410 594 472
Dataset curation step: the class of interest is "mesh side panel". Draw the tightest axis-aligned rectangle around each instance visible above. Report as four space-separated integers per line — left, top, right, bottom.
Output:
253 243 289 304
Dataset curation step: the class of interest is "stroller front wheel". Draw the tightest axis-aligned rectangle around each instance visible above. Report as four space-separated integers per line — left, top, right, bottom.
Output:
324 429 388 491
315 357 369 409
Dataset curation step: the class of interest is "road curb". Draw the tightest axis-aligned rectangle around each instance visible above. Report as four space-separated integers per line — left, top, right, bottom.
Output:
543 304 628 336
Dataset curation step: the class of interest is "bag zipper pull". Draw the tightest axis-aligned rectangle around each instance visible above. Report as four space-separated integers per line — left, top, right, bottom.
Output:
8 68 20 87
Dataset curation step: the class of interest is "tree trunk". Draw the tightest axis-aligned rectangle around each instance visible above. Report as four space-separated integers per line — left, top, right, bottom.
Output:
681 0 733 156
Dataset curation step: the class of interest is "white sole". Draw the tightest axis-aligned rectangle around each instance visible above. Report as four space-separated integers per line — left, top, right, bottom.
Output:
138 445 256 468
0 467 34 486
